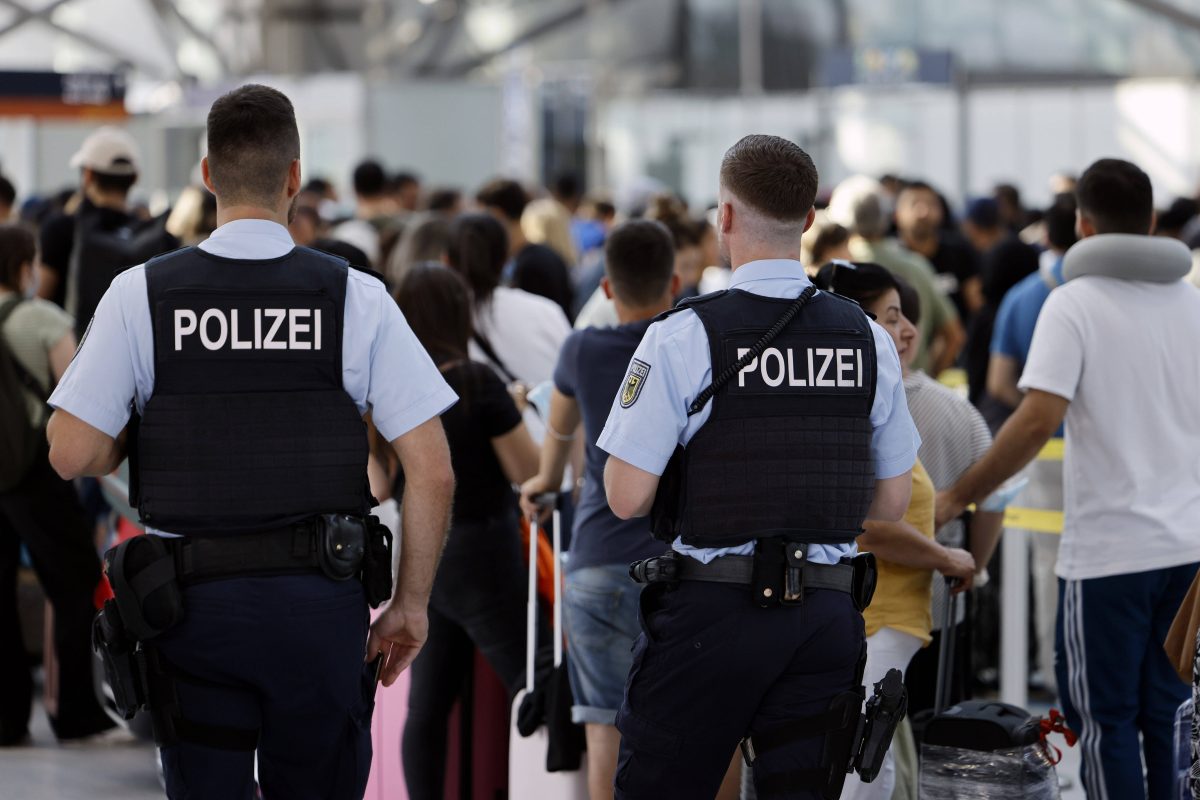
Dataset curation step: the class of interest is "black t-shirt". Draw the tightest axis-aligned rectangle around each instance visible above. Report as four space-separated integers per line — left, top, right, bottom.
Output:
512 243 574 322
965 234 1039 406
398 360 522 522
38 199 133 309
554 320 665 573
926 232 980 321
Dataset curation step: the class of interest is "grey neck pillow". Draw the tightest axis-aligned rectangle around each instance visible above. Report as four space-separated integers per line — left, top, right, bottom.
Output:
1062 233 1192 284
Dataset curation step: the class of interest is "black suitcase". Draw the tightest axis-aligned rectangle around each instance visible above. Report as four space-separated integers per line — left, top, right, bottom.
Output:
917 580 1061 798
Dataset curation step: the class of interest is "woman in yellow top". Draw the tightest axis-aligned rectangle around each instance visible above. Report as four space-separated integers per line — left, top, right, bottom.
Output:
815 261 976 800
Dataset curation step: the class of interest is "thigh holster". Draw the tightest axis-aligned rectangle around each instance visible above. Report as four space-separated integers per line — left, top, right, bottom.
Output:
742 664 909 799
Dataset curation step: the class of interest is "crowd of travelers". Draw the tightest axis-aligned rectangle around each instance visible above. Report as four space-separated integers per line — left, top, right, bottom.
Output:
3 122 1200 800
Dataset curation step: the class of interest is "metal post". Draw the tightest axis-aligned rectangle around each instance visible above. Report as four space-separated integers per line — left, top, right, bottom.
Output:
739 0 763 95
999 526 1029 709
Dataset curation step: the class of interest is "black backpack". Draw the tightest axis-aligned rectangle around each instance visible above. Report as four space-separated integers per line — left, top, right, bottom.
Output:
0 297 51 491
67 207 180 341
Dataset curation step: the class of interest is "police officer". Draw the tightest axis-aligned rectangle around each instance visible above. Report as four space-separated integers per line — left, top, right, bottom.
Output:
598 135 920 800
45 85 457 799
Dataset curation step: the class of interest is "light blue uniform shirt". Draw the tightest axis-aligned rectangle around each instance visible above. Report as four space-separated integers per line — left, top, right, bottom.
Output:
596 259 920 565
50 220 457 525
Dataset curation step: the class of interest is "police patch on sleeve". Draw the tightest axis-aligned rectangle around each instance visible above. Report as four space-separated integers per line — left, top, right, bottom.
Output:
620 359 651 408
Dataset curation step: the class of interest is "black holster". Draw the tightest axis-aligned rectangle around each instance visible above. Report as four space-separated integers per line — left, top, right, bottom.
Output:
92 600 150 721
852 668 908 781
360 515 393 608
849 552 877 612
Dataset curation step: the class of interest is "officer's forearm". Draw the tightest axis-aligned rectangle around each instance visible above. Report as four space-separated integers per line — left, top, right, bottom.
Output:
395 474 453 609
389 418 455 609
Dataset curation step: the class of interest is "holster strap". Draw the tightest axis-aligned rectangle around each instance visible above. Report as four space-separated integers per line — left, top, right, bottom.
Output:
741 702 859 764
166 526 321 585
676 555 855 594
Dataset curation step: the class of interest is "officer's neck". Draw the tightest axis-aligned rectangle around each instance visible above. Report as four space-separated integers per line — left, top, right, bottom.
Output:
730 245 804 271
215 204 289 229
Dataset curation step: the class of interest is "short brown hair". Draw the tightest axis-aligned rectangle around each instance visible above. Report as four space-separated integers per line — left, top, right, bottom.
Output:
605 220 675 307
720 135 818 222
206 84 300 207
0 224 36 290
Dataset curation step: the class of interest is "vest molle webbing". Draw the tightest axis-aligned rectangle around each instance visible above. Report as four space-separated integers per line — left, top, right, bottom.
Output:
132 246 370 535
654 289 877 548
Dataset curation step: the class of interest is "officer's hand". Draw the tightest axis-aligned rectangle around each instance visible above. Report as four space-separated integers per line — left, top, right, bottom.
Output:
934 489 966 529
367 605 429 687
939 547 976 594
518 477 555 524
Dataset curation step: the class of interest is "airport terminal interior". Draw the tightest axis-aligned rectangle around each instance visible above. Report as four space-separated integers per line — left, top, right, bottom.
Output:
4 1 1200 798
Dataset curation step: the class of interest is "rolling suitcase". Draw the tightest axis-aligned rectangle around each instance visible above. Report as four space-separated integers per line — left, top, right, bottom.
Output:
918 580 1071 799
508 508 589 798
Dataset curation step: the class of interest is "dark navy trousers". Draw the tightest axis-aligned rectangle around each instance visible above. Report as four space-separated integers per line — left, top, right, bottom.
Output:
1056 562 1198 800
154 573 375 800
615 581 865 800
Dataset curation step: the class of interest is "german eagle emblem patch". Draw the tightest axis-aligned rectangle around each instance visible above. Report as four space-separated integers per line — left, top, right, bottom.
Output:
621 359 651 408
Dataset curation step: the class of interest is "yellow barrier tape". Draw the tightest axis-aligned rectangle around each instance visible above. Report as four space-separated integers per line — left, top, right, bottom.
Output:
1037 438 1064 462
1003 506 1063 534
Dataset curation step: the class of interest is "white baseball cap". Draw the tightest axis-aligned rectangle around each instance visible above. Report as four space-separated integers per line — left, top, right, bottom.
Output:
69 126 140 176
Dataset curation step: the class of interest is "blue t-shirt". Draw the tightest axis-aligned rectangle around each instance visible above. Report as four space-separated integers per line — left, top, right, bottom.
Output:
990 254 1064 367
555 319 666 572
990 253 1065 436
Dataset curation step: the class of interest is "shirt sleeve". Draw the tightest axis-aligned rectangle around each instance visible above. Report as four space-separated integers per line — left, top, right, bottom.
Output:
867 322 921 479
32 302 73 352
989 289 1021 357
1018 289 1083 401
553 331 582 397
48 274 139 438
596 314 697 476
348 275 458 441
478 364 523 437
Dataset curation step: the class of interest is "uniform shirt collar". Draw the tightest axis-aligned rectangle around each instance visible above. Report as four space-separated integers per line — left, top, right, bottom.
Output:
199 219 295 260
728 259 813 290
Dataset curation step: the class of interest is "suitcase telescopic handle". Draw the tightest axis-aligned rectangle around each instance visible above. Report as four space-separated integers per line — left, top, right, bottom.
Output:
933 577 961 715
525 496 565 695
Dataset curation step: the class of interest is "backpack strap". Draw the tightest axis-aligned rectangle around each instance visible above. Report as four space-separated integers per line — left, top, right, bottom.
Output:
0 296 52 403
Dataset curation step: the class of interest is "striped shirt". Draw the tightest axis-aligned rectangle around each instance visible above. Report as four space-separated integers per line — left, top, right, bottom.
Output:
904 369 993 628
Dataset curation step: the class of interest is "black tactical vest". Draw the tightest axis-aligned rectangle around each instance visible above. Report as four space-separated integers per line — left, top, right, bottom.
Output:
130 246 370 535
651 289 878 548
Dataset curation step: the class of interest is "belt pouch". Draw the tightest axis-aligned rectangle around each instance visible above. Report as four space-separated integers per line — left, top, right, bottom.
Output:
360 515 394 608
104 534 184 641
850 552 877 612
752 538 786 608
316 514 367 581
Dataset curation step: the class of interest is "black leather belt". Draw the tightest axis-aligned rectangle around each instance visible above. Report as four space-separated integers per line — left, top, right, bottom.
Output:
164 526 323 585
631 552 855 594
675 554 855 594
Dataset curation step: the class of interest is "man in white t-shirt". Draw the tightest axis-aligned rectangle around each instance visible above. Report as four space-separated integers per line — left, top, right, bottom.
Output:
939 158 1200 800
